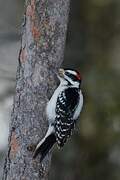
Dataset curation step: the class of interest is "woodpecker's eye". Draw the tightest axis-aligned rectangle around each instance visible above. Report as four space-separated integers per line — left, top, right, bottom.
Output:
65 71 70 77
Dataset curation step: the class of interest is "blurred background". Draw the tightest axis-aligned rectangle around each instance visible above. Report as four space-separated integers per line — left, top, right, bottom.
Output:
0 0 120 179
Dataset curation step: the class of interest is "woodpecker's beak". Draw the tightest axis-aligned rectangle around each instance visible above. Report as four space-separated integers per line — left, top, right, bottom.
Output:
58 68 65 78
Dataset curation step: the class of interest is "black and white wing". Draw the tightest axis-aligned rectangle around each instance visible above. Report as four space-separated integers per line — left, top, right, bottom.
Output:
55 87 80 147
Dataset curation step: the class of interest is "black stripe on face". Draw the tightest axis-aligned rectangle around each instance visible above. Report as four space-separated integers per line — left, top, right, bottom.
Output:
65 71 79 82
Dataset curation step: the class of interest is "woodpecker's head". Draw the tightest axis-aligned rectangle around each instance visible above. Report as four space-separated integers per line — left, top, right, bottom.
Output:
58 68 82 88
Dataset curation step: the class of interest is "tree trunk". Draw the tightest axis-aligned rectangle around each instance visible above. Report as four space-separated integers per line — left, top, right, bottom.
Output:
2 0 70 179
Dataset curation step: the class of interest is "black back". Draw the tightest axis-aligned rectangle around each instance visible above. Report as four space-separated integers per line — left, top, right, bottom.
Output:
55 87 80 147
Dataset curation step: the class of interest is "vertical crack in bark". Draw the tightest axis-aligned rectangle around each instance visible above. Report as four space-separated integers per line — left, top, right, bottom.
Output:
21 158 27 179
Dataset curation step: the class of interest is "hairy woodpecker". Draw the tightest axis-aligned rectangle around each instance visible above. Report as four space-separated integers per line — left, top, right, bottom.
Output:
33 68 83 161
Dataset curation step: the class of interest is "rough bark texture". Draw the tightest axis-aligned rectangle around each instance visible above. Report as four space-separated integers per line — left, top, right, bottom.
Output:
2 0 70 179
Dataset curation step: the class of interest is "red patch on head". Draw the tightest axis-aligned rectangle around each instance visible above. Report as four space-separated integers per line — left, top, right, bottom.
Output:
76 71 82 80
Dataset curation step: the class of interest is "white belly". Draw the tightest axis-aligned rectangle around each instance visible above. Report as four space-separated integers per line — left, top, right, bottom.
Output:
46 85 66 124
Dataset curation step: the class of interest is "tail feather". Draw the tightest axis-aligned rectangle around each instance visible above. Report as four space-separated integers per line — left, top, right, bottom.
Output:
33 134 56 162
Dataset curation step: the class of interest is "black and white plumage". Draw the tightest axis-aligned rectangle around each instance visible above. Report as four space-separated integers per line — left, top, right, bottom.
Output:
33 68 83 161
55 87 80 147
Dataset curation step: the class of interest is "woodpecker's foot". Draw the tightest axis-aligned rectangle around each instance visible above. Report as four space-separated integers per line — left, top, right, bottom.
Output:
27 144 36 152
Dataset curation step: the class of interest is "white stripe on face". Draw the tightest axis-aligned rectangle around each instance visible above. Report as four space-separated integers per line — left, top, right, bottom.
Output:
65 70 77 76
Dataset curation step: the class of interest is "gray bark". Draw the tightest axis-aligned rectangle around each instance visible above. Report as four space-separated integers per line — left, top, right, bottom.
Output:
2 0 70 179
